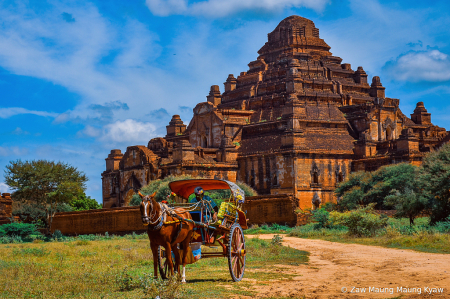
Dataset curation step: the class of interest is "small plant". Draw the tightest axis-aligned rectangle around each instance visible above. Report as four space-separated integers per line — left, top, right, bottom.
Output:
270 234 283 246
233 142 241 147
115 267 135 291
55 252 67 265
143 275 183 299
52 229 64 240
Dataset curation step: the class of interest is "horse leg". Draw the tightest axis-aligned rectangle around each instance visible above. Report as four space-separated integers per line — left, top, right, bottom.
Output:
150 243 158 279
164 243 174 277
181 230 193 283
172 245 181 275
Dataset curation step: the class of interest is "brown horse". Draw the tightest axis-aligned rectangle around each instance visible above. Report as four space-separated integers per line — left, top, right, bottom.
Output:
138 191 194 282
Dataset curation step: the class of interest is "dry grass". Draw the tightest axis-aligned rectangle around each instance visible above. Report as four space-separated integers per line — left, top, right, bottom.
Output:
0 234 309 298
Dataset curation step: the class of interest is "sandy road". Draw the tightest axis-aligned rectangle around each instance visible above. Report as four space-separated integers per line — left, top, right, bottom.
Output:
245 235 450 298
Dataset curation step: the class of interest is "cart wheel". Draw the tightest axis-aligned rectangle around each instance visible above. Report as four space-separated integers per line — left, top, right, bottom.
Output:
227 223 246 282
157 246 174 279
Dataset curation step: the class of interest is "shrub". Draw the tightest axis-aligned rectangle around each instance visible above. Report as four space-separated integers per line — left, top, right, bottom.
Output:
329 204 388 237
0 222 40 239
52 230 64 240
434 217 450 233
270 234 283 246
311 208 330 229
0 235 23 244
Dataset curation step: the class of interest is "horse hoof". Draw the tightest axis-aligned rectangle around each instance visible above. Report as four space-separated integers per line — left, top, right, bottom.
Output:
181 279 186 283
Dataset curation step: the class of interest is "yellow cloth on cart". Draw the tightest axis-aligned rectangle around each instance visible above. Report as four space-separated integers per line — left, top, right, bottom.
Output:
211 201 243 226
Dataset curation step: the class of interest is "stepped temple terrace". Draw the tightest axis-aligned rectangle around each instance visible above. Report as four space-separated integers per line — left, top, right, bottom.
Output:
102 16 449 210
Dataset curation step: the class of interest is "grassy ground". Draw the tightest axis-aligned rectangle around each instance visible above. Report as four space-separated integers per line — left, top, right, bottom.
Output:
0 234 309 298
286 217 450 254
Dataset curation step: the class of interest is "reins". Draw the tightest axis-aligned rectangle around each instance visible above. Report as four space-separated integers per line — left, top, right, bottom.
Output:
142 195 217 230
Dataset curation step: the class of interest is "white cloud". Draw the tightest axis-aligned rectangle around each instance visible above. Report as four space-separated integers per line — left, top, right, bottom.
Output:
101 119 157 144
0 183 11 194
317 0 443 79
145 0 329 17
78 125 101 138
0 107 58 119
0 2 169 122
0 146 29 157
384 50 450 82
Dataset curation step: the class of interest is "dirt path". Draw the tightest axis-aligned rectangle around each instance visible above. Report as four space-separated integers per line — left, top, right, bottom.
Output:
245 235 450 298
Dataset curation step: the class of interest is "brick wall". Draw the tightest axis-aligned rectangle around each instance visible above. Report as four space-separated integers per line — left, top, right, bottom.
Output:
0 193 13 225
241 194 299 226
51 194 300 235
51 206 147 235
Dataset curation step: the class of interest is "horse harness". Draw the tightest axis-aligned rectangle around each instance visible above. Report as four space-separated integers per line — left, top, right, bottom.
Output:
143 199 185 244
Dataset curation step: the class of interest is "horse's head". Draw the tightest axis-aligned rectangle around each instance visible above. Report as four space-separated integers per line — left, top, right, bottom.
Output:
139 191 157 225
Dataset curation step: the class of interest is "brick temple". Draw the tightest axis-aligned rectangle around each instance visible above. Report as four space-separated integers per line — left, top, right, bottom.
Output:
102 16 449 209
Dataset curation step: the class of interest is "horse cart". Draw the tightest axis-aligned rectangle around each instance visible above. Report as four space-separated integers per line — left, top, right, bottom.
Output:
157 179 248 282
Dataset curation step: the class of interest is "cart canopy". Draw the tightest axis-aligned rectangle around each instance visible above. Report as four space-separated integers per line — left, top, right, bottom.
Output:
169 179 245 203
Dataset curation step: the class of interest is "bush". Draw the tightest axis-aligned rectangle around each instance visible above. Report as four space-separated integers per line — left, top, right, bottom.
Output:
52 230 64 240
0 222 40 239
270 234 283 246
311 208 330 229
434 217 450 233
329 204 388 237
0 235 23 244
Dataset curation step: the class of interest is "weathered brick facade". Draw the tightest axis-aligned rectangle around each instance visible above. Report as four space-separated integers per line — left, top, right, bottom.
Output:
102 16 448 210
0 193 13 225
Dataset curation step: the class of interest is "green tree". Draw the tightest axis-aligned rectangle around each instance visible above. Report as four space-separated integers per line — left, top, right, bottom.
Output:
418 143 450 224
5 160 88 234
69 193 102 211
335 171 373 210
384 187 428 226
335 163 418 211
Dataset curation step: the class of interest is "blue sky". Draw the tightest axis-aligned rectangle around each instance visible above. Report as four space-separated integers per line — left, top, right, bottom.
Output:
1 0 450 203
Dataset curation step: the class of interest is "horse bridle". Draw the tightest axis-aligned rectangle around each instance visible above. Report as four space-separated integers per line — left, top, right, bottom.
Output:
141 196 164 230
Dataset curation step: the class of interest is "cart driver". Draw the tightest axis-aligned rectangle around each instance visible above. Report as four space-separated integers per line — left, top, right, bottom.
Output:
190 186 218 222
